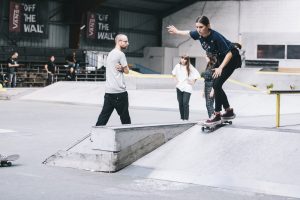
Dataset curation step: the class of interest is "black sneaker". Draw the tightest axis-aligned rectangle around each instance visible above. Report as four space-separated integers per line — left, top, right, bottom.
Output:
205 113 222 125
221 108 236 120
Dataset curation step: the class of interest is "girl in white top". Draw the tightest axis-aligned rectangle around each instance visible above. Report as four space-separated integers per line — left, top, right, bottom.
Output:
172 55 200 120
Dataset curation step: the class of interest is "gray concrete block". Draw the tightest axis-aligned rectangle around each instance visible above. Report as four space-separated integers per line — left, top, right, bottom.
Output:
44 122 196 172
0 93 9 100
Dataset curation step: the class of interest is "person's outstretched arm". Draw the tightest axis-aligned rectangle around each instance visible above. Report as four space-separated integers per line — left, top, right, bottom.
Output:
167 25 190 36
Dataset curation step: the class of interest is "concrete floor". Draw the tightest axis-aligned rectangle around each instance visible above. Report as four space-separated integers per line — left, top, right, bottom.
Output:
0 85 299 200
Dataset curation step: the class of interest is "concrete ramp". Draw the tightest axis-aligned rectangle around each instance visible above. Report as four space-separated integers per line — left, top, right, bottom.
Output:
20 81 300 117
21 81 105 105
121 125 300 198
43 122 195 172
0 88 37 100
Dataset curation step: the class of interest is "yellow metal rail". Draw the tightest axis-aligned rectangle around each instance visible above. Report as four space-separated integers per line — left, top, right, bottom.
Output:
268 90 300 127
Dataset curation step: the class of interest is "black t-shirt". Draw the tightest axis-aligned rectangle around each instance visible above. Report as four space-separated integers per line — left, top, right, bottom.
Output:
46 61 56 73
190 29 234 62
7 57 18 73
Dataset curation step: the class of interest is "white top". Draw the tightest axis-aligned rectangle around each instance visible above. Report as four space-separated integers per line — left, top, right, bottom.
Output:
172 64 200 93
105 48 128 93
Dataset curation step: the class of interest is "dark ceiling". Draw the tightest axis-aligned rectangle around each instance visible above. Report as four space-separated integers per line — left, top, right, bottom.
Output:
56 0 201 18
100 0 200 17
56 0 240 18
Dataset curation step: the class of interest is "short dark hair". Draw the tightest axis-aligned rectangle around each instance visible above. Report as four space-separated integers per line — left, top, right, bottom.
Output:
195 16 210 26
11 52 18 57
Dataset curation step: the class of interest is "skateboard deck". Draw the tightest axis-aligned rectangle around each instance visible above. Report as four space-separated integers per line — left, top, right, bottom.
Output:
199 119 233 133
0 154 20 167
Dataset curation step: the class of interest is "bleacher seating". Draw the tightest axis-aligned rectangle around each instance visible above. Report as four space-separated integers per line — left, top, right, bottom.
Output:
0 46 106 87
0 46 86 66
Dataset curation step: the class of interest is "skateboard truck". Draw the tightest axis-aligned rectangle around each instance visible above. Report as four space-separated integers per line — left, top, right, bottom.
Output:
0 154 20 167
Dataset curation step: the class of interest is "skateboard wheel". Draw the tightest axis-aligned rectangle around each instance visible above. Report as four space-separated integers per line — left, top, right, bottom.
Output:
201 127 205 132
229 121 232 125
7 162 12 167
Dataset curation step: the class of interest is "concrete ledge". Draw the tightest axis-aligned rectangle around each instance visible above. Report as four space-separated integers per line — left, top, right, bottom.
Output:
44 122 196 172
0 85 8 99
0 93 9 100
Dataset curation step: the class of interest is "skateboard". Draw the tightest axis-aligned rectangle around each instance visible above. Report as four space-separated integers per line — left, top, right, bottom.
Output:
0 154 20 167
199 119 233 133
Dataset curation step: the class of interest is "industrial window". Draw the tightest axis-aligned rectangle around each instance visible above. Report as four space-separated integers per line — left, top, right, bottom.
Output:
287 45 300 59
257 45 285 59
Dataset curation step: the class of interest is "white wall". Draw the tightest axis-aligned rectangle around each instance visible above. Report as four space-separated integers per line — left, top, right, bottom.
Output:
143 47 164 73
162 0 300 69
240 0 300 33
240 0 300 65
164 48 178 74
143 47 178 74
162 1 240 58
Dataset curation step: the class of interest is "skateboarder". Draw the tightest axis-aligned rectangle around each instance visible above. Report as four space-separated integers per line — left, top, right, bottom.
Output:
167 15 241 125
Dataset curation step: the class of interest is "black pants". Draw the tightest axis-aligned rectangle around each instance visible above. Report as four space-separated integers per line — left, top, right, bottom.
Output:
176 88 191 120
47 73 55 85
213 48 240 112
96 91 131 126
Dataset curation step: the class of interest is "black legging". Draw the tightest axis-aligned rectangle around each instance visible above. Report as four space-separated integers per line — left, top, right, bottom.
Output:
213 48 240 112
